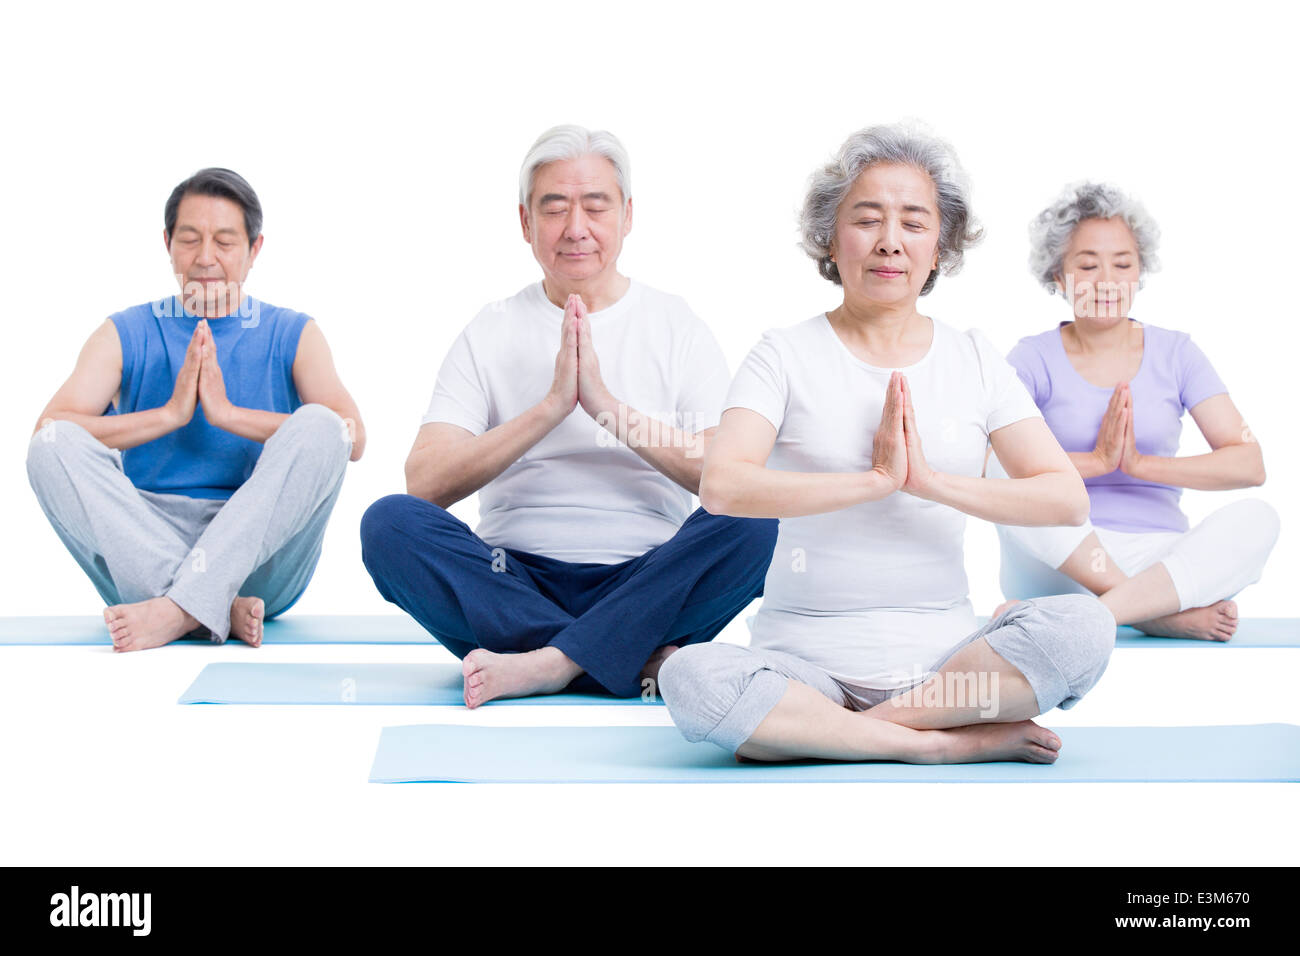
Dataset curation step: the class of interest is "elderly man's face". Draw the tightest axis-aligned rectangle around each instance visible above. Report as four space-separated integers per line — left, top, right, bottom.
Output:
830 162 940 310
1055 217 1140 324
520 154 631 286
166 193 262 318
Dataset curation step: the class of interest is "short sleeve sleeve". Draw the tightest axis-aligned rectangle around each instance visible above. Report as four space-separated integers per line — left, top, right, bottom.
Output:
1005 336 1050 408
970 329 1043 435
107 310 137 416
277 307 312 365
674 315 731 433
723 331 789 432
1176 333 1228 410
421 327 490 435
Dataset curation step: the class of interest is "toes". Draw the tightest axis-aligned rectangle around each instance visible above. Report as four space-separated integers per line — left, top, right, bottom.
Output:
1029 730 1061 751
1029 744 1060 764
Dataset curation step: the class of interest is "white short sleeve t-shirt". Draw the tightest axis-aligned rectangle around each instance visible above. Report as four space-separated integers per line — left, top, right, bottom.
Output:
422 280 730 563
726 313 1042 691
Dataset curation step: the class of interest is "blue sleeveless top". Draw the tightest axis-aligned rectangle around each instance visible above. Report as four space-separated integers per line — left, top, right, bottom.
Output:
108 296 311 500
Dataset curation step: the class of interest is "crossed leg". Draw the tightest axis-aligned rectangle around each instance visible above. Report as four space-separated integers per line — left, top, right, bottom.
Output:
660 595 1114 765
361 496 777 706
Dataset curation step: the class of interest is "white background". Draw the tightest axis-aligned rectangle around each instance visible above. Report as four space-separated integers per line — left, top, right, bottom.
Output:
1 0 1296 866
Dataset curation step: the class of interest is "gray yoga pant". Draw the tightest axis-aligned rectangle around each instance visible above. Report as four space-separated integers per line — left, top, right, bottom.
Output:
657 594 1116 753
26 403 350 642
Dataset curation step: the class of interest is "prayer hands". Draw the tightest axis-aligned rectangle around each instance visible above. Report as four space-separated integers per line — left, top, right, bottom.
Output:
166 322 203 427
196 321 234 429
872 372 933 495
1092 383 1129 475
899 373 935 496
547 297 580 418
871 371 908 490
546 294 614 423
1118 386 1144 476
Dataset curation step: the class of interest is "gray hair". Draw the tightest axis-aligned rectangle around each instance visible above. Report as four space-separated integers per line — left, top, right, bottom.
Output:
799 123 982 295
1029 182 1161 295
518 125 632 208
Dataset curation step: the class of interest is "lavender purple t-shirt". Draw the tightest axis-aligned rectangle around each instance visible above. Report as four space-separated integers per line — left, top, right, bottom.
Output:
1006 320 1227 534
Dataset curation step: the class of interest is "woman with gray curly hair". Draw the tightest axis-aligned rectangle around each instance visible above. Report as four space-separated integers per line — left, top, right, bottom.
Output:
987 183 1278 641
655 125 1116 766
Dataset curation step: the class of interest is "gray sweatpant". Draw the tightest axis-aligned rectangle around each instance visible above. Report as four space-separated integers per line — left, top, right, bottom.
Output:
658 594 1116 753
26 403 351 642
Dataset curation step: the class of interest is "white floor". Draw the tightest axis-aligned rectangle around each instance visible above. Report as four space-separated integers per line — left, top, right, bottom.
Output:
1 609 1297 866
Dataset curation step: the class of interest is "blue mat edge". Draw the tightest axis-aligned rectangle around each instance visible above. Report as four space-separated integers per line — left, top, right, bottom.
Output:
366 723 1300 785
5 616 1296 647
176 662 662 707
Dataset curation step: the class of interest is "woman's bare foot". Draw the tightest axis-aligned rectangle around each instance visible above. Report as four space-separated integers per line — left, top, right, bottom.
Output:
461 646 583 708
928 719 1062 765
103 597 200 652
1134 600 1237 641
230 596 265 647
991 598 1023 620
734 718 1062 765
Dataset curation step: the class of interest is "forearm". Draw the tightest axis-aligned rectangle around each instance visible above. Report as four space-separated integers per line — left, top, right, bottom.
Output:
35 406 179 450
406 398 564 506
1068 450 1112 480
921 469 1089 527
210 404 290 443
701 459 895 518
1129 443 1266 490
588 392 708 494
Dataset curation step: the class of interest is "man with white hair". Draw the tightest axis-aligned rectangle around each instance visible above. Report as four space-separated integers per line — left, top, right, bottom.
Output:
361 125 777 706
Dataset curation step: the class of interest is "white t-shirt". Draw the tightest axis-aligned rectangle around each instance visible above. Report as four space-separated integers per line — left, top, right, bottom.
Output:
422 280 730 563
726 313 1042 691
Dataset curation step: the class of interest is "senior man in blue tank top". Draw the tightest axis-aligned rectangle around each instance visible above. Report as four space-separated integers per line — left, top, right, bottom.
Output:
27 168 365 651
361 126 778 707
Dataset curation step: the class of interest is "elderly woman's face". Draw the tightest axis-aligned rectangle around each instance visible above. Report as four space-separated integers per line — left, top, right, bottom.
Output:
1056 217 1140 323
830 163 940 310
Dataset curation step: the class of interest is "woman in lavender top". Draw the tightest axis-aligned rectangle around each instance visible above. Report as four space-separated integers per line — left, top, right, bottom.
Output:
988 183 1279 640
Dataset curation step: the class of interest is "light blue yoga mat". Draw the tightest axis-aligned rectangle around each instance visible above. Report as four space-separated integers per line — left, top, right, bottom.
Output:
179 662 661 706
4 615 1296 647
1112 622 1299 647
0 615 438 646
368 723 1300 784
982 617 1297 648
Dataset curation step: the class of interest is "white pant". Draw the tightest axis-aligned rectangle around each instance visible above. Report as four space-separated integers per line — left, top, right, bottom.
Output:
988 455 1280 610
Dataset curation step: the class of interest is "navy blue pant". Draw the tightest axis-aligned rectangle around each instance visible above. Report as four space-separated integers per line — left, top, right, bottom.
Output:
360 494 778 698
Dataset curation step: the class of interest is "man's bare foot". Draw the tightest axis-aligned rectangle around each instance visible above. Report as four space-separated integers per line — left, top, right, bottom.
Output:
928 719 1062 765
639 644 679 690
991 598 1023 620
230 596 265 647
461 646 583 708
103 597 200 653
1134 600 1237 641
